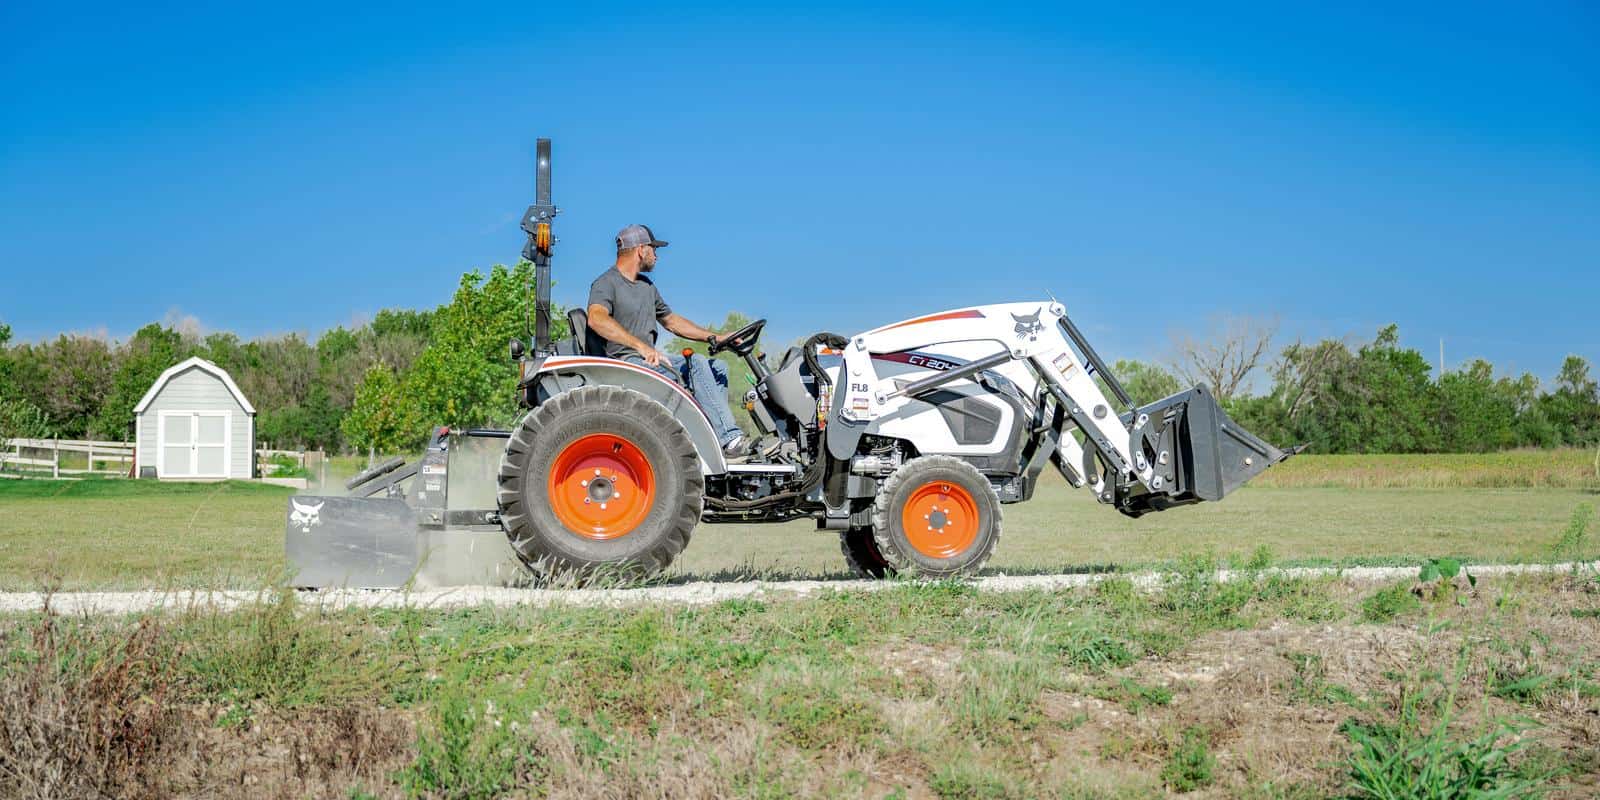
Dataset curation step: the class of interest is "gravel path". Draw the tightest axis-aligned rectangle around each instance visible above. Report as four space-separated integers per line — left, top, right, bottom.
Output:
2 561 1594 616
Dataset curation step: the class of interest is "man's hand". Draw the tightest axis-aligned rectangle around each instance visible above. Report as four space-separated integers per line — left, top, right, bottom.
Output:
641 349 663 367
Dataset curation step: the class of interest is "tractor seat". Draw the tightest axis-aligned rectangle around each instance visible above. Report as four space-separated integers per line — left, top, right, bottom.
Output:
565 308 655 358
567 308 609 357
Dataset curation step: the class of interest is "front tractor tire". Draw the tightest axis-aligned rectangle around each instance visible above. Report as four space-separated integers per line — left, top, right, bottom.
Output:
871 455 1002 578
498 386 702 580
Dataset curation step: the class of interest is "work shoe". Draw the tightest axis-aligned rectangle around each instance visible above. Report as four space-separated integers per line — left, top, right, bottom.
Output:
722 434 754 461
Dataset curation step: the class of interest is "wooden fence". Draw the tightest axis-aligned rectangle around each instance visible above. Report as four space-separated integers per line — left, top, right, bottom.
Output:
0 438 135 478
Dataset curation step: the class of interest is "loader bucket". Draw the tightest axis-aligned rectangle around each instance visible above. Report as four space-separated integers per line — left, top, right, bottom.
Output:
285 429 528 589
1116 385 1298 516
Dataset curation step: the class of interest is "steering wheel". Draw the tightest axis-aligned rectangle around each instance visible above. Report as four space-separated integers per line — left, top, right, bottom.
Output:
708 318 767 357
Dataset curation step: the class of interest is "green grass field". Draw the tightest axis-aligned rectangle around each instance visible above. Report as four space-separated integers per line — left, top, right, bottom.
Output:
6 565 1597 797
1 452 1595 590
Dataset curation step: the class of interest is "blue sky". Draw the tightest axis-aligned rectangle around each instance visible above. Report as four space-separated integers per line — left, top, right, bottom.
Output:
2 1 1596 382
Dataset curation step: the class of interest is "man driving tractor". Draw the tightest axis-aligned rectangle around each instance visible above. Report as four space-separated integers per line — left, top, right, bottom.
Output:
585 224 754 459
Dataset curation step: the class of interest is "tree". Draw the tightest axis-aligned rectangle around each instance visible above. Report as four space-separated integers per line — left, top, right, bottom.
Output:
1171 317 1278 402
235 334 319 449
370 308 434 340
237 334 317 413
0 340 47 411
399 262 567 431
31 335 115 439
1338 325 1439 453
95 323 189 440
1271 338 1355 425
342 363 420 461
1556 355 1597 398
1436 360 1518 452
1543 355 1600 446
201 332 247 375
1109 359 1180 406
0 321 15 402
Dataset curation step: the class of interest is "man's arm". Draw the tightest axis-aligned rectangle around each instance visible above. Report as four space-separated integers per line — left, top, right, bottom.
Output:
661 313 723 345
587 304 663 365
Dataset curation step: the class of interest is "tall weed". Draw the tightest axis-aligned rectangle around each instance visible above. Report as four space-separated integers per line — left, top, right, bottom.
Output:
0 604 181 799
1340 666 1547 799
1549 502 1593 564
178 589 388 707
401 688 545 799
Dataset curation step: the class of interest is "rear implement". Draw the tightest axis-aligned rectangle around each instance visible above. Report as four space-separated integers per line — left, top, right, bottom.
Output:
286 428 524 588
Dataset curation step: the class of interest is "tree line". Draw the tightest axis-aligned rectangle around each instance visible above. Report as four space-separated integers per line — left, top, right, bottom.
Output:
2 264 1596 456
1113 323 1599 453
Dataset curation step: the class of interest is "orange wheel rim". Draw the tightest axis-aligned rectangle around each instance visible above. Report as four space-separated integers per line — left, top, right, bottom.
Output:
547 433 656 540
900 480 979 559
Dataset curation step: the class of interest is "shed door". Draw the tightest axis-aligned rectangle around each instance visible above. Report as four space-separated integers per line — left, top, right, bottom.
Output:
159 412 230 478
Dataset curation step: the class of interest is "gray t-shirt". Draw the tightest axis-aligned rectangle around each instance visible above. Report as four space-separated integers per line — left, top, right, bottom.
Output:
587 267 672 359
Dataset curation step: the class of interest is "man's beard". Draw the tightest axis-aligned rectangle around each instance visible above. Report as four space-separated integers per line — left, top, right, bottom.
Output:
639 259 655 272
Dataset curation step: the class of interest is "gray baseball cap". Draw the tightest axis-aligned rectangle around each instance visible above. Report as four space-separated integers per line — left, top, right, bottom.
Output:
616 224 668 249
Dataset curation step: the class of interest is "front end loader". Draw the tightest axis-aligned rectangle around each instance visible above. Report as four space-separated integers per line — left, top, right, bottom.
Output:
286 138 1296 588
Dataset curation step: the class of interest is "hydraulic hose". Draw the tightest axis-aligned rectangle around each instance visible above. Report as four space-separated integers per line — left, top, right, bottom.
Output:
802 331 850 397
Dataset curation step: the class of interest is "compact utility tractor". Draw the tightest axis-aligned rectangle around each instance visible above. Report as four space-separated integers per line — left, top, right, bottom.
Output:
286 139 1296 588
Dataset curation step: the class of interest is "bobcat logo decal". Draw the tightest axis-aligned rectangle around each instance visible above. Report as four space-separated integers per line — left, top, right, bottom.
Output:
1011 308 1044 342
289 499 324 534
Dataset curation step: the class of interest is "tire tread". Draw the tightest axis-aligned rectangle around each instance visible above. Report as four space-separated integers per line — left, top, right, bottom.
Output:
497 385 702 579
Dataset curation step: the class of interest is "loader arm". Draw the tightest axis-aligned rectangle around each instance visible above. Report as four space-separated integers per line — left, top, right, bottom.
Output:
834 300 1292 515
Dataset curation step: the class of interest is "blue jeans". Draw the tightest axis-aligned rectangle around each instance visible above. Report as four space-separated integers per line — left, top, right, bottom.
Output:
623 352 743 446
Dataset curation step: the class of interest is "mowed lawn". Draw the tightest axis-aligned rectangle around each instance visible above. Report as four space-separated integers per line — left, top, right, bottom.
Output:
0 480 296 591
1 453 1595 590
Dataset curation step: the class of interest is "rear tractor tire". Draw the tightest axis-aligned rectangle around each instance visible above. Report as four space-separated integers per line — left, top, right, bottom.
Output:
871 455 1001 578
498 385 702 580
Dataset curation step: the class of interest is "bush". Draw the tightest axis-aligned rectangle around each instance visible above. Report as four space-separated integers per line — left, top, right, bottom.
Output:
1361 582 1422 623
0 397 53 443
262 453 311 478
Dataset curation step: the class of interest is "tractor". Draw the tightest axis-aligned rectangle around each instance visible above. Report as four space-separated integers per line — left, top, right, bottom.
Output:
286 138 1296 588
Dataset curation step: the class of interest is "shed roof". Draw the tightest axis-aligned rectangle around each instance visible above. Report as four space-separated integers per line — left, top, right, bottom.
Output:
132 356 257 415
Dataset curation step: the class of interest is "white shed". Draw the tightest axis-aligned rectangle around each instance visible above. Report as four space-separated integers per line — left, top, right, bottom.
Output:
133 357 256 480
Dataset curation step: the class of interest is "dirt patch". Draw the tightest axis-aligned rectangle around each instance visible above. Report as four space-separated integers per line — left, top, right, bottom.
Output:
871 639 963 685
1156 623 1422 789
159 706 416 799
